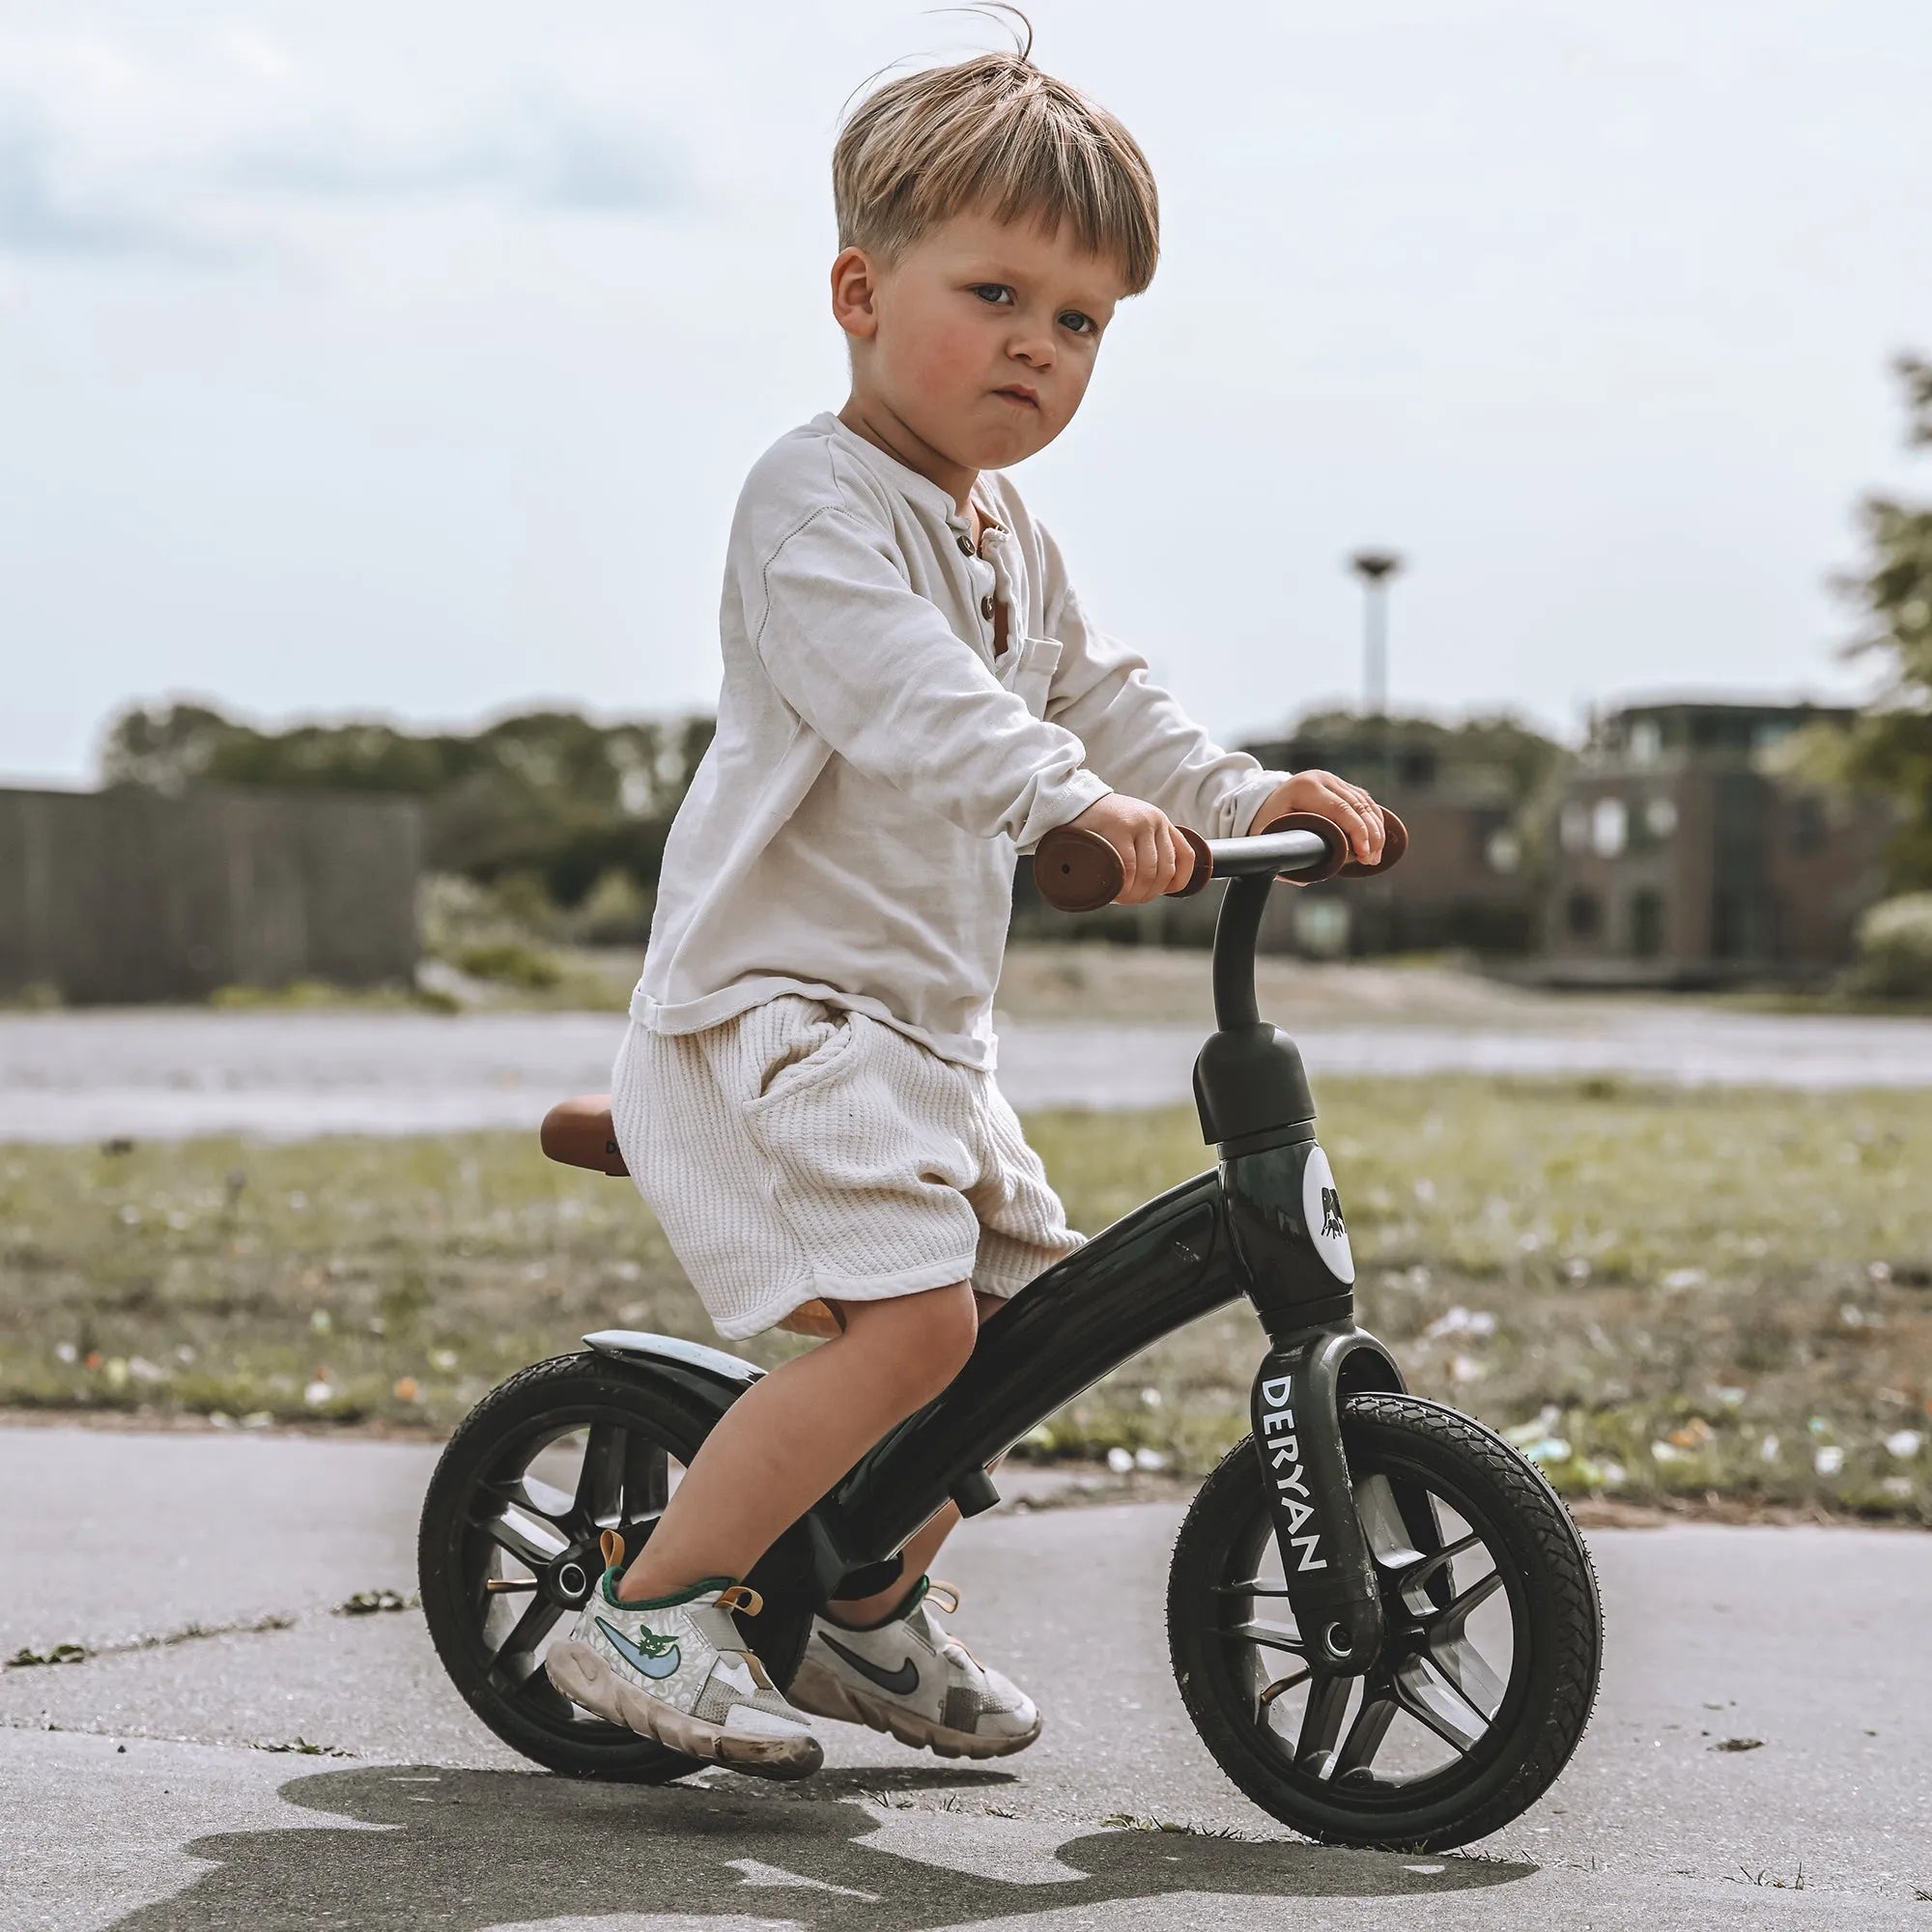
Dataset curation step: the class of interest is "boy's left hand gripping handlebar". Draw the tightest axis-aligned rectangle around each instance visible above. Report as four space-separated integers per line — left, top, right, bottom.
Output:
1032 810 1408 914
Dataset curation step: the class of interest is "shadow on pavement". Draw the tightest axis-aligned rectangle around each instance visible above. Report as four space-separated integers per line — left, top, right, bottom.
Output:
111 1761 1533 1930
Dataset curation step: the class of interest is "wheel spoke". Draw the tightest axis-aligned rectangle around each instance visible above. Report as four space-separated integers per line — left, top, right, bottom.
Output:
487 1595 564 1687
1394 1656 1487 1754
1430 1631 1507 1718
620 1433 669 1548
1293 1671 1351 1776
478 1469 574 1526
1210 1580 1293 1597
1425 1565 1508 1716
1436 1566 1504 1629
1396 1529 1484 1602
575 1422 627 1525
1334 1685 1400 1777
1354 1473 1425 1569
1225 1618 1307 1655
475 1504 569 1571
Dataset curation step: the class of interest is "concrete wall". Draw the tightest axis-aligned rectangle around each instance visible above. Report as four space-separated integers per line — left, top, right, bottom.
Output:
0 784 421 1004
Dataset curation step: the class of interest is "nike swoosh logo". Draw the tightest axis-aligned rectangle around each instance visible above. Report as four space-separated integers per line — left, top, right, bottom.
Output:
595 1615 681 1680
820 1631 919 1697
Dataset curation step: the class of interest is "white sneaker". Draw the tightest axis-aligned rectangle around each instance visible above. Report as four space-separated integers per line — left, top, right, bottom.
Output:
789 1576 1041 1760
544 1531 823 1780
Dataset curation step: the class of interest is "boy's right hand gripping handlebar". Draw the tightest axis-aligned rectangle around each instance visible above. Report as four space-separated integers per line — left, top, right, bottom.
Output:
1033 810 1408 913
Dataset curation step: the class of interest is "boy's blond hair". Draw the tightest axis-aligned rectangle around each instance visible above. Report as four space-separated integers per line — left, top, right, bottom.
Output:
833 10 1159 296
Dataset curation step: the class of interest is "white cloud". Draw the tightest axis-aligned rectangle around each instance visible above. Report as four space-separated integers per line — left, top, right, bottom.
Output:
0 112 222 259
0 23 691 269
215 27 296 84
220 99 690 215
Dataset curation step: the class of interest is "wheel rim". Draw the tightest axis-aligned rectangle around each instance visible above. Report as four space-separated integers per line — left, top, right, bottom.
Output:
450 1399 687 1749
1207 1437 1531 1809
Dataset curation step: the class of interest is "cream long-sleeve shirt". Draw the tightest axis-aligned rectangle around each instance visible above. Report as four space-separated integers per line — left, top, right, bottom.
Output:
629 410 1290 1070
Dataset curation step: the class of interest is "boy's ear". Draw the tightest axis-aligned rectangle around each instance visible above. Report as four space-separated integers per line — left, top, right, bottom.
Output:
830 245 881 342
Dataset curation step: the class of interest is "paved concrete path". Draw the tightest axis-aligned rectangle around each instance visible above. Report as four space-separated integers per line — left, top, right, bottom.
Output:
3 1423 1928 1928
4 1002 1930 1146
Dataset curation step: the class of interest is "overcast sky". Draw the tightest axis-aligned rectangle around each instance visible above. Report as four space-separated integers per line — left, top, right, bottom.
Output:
2 0 1927 785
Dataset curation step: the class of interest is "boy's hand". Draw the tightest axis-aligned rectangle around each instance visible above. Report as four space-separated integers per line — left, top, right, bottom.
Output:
1250 770 1387 867
1065 794 1196 903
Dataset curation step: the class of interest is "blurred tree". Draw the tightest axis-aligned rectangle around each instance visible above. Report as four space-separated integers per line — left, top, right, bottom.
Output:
96 701 713 905
99 701 244 793
1841 353 1932 887
1247 709 1566 802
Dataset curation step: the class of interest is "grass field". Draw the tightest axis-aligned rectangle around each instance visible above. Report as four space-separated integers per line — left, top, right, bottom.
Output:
3 1074 1928 1519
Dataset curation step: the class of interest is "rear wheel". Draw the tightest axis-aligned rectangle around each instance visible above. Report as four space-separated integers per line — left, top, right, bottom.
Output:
1169 1393 1601 1850
417 1351 814 1781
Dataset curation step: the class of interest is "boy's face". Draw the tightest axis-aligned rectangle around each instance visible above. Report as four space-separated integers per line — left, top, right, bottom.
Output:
835 207 1127 480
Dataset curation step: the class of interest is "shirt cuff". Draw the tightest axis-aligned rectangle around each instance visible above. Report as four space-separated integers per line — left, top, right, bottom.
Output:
1014 767 1113 852
1222 770 1293 838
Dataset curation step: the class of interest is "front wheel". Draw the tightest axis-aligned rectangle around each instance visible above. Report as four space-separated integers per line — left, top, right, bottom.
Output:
1169 1393 1602 1850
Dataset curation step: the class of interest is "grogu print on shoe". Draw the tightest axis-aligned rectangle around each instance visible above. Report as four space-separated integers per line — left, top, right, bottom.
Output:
543 1530 823 1779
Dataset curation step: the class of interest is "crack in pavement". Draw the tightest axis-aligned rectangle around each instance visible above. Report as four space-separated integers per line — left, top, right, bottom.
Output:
6 1597 420 1670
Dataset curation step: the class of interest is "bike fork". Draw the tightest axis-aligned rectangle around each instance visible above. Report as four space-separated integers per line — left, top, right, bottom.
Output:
1250 1327 1387 1673
1222 1131 1402 1677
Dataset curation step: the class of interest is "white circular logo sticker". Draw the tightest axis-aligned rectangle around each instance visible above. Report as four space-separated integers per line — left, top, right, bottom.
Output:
1301 1145 1355 1284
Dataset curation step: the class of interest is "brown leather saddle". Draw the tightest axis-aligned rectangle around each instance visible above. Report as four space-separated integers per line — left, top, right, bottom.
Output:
539 1093 631 1177
539 1094 841 1338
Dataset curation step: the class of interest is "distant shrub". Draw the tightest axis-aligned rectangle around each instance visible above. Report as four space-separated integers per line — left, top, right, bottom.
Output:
565 867 655 947
1850 894 1932 999
450 942 562 990
0 980 63 1011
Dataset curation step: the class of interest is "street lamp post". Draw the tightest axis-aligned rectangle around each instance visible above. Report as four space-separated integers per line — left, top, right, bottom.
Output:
1349 548 1403 722
1350 547 1404 803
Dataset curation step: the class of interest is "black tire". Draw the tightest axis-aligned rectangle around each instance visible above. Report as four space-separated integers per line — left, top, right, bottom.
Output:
417 1350 815 1782
1169 1393 1601 1850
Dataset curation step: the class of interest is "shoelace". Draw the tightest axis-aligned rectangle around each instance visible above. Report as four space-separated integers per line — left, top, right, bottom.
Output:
922 1579 981 1670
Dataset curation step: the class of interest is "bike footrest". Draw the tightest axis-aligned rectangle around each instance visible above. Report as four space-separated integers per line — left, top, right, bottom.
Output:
951 1469 1001 1518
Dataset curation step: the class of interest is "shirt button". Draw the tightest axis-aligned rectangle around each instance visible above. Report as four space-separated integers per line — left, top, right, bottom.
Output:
980 594 995 620
956 534 975 555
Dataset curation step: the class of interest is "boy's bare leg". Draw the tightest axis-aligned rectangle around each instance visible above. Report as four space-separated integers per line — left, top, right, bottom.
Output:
616 1281 980 1604
826 1289 1011 1626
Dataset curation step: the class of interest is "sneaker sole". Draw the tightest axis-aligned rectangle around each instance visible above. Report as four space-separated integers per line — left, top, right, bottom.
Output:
544 1639 823 1780
788 1656 1042 1760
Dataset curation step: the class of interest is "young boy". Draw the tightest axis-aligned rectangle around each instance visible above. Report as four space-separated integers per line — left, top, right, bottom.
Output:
544 36 1385 1778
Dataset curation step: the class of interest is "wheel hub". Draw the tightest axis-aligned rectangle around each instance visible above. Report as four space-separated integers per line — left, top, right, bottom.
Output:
549 1556 595 1607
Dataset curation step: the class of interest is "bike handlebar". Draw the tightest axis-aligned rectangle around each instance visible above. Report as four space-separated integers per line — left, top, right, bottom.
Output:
1033 809 1408 914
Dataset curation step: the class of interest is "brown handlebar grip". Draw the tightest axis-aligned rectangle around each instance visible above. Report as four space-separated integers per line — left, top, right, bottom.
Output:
1171 826 1214 895
1338 806 1407 877
1254 809 1409 880
1034 825 1121 912
1253 812 1350 882
1033 823 1215 912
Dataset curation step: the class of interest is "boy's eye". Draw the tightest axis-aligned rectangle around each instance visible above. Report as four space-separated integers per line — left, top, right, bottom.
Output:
971 285 1100 338
971 284 1013 306
1059 312 1096 336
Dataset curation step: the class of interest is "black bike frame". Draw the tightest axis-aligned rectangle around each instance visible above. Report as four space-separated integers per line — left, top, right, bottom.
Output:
797 851 1406 1678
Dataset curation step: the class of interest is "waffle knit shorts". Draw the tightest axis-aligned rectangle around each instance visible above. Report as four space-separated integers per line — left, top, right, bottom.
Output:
609 995 1085 1342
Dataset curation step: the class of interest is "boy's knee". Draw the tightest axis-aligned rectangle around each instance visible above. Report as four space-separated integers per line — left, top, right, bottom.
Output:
918 1283 981 1384
838 1281 979 1407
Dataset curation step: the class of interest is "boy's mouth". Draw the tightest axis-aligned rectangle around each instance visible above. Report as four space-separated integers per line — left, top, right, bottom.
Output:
992 385 1039 410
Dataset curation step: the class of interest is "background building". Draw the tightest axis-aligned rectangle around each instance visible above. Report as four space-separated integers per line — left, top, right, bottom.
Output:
1235 714 1560 958
0 784 421 1005
1542 696 1894 986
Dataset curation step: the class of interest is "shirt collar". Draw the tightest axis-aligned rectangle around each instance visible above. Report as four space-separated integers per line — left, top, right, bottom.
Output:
812 411 980 530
